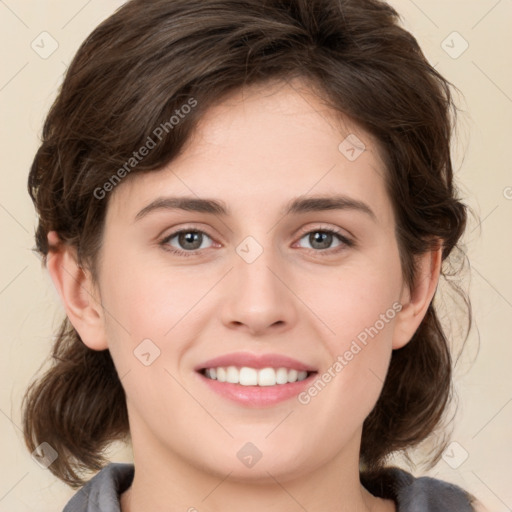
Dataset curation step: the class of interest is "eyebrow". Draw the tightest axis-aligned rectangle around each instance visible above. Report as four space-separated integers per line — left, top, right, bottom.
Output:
134 194 377 222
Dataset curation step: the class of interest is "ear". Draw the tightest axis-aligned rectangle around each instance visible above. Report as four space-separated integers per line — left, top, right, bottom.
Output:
392 243 443 350
46 231 108 351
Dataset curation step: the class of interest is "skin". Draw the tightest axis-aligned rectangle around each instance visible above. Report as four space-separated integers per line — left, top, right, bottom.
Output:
47 79 443 512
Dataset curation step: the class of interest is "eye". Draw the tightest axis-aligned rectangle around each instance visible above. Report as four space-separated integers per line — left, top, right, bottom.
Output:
161 228 215 256
295 227 354 253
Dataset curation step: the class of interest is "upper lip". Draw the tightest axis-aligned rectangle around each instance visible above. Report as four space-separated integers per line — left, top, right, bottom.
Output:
195 352 318 372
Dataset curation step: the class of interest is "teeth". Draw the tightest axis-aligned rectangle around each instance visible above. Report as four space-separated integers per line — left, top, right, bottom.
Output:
204 366 309 386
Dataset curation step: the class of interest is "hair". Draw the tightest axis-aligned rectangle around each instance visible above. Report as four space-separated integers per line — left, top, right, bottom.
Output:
23 0 473 491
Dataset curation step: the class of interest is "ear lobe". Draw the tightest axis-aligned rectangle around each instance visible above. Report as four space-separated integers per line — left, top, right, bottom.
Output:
392 245 443 350
46 231 108 351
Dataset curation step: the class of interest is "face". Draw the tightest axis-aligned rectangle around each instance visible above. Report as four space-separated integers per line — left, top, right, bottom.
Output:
93 79 407 482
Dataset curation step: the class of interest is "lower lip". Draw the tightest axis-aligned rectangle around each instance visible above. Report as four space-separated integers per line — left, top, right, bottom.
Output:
196 371 317 407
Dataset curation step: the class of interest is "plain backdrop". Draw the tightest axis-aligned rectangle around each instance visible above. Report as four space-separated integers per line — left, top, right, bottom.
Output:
1 1 511 511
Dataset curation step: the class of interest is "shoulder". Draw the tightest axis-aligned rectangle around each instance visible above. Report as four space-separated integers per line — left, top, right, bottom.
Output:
62 463 134 512
361 466 479 512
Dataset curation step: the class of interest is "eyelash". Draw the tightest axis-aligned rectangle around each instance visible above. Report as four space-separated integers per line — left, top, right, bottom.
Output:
159 225 355 258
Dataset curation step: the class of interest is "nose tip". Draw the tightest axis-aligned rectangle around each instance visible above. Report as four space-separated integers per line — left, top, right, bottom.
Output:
220 254 297 335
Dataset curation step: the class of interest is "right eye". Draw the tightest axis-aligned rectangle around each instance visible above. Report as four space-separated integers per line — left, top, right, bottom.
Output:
160 228 216 256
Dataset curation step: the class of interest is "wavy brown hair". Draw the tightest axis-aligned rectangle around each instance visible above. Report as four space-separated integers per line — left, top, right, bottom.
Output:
23 0 473 489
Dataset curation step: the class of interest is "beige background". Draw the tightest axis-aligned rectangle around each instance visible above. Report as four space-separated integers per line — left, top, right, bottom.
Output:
1 1 511 511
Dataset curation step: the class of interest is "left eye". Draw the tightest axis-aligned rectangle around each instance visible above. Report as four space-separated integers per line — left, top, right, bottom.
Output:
296 229 350 251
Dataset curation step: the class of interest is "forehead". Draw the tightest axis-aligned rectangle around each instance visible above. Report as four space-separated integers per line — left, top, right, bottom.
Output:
106 79 393 227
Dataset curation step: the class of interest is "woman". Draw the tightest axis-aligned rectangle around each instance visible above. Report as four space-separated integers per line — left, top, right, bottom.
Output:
22 0 485 510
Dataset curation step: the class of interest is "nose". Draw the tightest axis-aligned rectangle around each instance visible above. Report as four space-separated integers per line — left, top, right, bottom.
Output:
219 241 298 336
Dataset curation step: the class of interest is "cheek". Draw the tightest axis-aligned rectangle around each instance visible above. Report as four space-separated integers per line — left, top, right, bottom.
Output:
98 253 220 381
97 262 199 410
307 253 402 412
300 298 398 437
319 251 402 350
100 257 206 337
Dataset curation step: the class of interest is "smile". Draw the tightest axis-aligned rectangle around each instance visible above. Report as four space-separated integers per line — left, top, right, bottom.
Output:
201 366 312 386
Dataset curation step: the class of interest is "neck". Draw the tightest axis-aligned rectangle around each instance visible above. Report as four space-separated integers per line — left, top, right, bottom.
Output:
120 424 395 512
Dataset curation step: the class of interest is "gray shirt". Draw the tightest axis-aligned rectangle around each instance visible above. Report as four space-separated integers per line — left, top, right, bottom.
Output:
62 462 476 511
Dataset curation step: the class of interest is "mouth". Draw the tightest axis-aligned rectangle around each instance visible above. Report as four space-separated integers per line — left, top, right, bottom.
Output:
195 366 319 407
193 352 319 406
